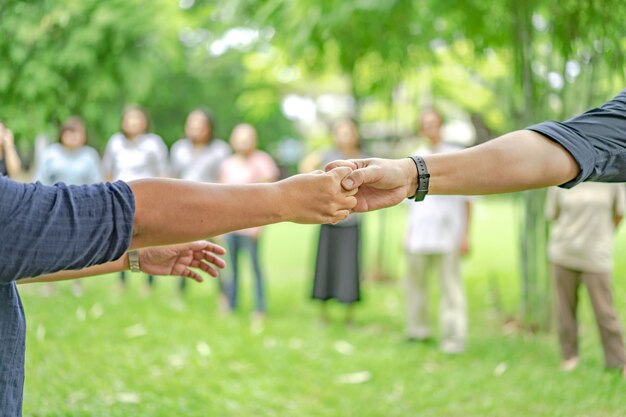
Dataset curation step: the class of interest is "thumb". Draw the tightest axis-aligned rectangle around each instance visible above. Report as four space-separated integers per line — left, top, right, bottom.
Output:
341 166 380 191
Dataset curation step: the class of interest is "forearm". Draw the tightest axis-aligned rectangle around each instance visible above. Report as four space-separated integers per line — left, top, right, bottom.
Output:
18 254 128 284
4 145 21 176
422 130 579 195
129 179 288 248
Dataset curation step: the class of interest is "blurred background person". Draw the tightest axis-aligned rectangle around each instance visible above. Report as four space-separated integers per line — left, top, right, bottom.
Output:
35 116 102 185
546 183 626 376
103 106 169 291
171 108 231 300
309 118 367 326
220 123 280 322
0 122 22 178
404 108 472 354
34 116 103 296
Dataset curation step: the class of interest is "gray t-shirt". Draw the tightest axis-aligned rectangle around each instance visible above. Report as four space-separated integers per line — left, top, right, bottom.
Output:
527 88 626 188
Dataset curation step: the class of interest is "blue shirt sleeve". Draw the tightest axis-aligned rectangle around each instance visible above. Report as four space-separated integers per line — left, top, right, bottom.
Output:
0 178 135 282
526 88 626 188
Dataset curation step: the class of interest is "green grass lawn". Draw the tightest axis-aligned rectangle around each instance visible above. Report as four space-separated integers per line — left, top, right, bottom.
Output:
19 197 626 416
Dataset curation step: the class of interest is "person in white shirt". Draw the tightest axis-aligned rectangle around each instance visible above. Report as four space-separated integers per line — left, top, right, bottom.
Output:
170 109 231 183
546 183 626 374
103 106 169 289
404 109 472 354
171 108 231 297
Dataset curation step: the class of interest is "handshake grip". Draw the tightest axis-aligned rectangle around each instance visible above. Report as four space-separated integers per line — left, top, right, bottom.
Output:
282 157 416 224
323 157 418 213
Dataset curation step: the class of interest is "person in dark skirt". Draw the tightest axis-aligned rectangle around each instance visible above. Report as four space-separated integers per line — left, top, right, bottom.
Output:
310 118 368 325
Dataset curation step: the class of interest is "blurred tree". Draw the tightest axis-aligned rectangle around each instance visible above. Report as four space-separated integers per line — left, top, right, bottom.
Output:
0 0 170 148
236 0 626 328
0 0 296 153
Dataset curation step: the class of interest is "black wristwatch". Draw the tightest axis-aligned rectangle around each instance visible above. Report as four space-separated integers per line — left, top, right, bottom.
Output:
407 155 430 202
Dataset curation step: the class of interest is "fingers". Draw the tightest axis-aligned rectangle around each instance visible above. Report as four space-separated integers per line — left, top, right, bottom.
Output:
196 261 220 277
324 159 357 172
341 166 381 191
181 268 204 282
201 250 226 269
329 209 351 224
194 250 226 269
206 242 227 255
188 240 226 254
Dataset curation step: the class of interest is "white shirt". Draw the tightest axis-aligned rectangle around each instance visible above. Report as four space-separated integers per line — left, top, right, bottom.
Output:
546 182 625 273
103 133 169 182
405 142 471 254
170 138 231 183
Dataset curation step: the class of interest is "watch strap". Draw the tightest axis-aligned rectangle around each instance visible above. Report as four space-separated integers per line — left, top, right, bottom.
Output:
128 249 141 272
408 155 430 202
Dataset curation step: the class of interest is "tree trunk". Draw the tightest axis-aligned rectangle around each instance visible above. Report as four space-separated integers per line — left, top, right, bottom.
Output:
511 0 552 331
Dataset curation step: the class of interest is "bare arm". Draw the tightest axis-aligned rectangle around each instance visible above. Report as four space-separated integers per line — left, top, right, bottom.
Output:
326 131 579 212
1 128 22 177
18 254 129 283
424 131 579 195
129 168 356 248
18 241 226 284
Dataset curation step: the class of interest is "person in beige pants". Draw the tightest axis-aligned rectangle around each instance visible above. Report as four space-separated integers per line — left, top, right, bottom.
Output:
546 182 626 374
404 109 472 354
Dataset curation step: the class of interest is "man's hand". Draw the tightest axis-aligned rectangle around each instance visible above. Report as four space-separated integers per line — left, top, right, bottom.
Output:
324 158 418 212
139 241 227 282
277 167 358 224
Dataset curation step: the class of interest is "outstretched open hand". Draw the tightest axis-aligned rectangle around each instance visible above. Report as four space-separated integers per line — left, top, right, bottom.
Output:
139 241 227 282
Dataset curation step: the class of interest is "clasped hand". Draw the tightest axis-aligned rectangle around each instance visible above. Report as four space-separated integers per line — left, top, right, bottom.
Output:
284 157 416 224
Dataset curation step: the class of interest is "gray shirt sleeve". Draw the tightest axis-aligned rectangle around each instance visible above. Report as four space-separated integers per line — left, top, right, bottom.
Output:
0 178 135 282
526 88 626 188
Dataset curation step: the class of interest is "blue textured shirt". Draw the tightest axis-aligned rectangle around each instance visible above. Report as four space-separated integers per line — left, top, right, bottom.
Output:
0 178 134 416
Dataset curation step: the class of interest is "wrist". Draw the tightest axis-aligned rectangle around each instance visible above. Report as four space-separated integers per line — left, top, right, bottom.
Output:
401 158 419 198
269 182 290 222
120 251 131 271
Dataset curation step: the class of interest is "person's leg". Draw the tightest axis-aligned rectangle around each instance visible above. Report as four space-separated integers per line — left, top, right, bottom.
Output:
405 253 431 340
226 234 240 311
438 251 466 354
0 283 26 416
245 235 266 314
552 264 581 367
582 271 626 369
